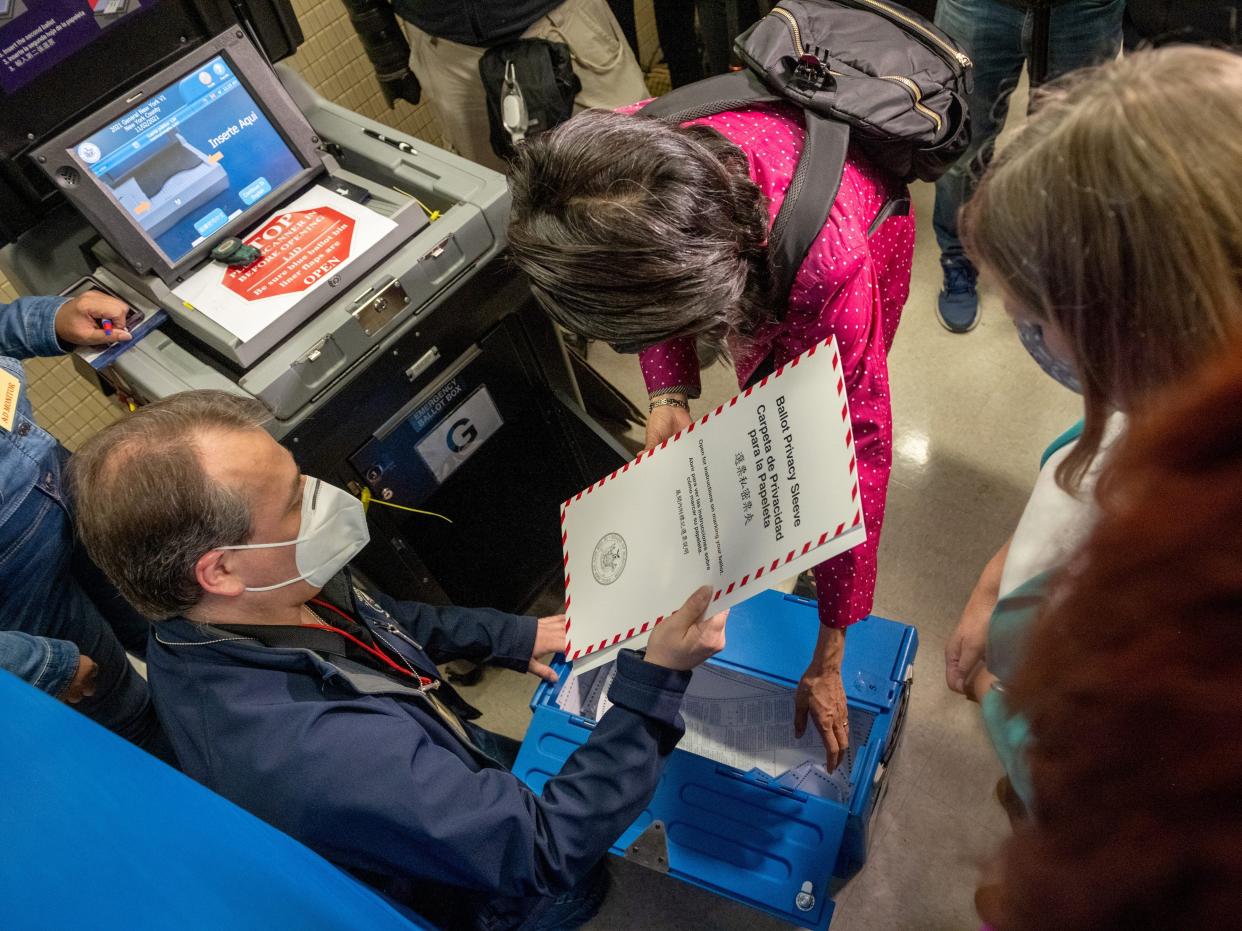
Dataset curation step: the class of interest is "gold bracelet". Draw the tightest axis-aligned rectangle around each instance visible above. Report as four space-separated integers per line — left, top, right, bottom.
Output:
649 397 689 413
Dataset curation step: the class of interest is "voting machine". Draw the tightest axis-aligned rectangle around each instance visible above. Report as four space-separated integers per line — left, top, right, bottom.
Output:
514 590 918 929
0 3 628 612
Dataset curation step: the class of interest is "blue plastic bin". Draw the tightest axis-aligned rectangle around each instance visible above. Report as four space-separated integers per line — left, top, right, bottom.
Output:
512 590 918 928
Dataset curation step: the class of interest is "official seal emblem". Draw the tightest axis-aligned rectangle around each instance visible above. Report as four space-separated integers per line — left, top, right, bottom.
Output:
591 533 627 585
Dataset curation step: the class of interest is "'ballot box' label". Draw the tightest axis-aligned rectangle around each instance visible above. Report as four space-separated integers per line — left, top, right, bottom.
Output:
561 336 865 671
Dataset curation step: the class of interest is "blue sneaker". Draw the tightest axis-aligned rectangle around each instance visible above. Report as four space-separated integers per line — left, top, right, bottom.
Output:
937 256 980 333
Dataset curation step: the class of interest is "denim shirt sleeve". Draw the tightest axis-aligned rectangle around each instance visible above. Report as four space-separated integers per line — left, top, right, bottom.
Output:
0 296 68 360
0 631 79 697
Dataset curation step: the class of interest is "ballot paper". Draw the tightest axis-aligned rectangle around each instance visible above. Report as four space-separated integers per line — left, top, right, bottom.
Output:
678 665 824 776
560 335 864 672
557 661 855 801
173 187 397 343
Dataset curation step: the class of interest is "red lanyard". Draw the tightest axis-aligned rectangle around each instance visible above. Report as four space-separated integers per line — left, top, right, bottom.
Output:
306 598 434 688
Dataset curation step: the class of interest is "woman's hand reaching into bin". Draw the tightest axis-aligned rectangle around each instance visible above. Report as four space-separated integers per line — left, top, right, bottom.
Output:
645 585 728 671
796 625 850 772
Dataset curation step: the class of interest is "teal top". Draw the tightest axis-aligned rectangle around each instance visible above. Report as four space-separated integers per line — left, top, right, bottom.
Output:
981 570 1056 805
1039 420 1084 469
981 421 1085 808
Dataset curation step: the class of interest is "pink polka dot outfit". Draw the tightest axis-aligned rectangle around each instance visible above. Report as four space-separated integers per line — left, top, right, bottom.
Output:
636 102 915 630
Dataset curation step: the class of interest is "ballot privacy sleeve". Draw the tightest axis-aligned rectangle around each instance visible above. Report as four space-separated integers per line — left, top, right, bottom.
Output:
561 336 866 672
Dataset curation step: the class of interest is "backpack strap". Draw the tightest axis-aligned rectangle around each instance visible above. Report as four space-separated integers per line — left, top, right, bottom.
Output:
768 113 849 309
637 69 779 120
640 75 851 314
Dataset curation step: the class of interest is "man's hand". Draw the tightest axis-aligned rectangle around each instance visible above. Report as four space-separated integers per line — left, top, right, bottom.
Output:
60 654 98 704
645 397 692 450
645 585 728 671
795 626 849 771
528 614 568 683
54 291 132 348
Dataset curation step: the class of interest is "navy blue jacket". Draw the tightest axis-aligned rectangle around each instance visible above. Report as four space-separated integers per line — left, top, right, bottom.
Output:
147 568 690 929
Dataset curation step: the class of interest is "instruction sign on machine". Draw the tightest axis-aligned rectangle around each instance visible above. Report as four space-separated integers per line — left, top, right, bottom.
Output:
174 186 396 342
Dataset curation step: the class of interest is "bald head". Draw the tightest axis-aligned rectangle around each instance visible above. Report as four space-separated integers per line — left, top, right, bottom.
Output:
69 390 271 618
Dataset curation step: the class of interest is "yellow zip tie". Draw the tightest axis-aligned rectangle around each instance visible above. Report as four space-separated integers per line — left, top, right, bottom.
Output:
360 486 453 524
393 186 441 222
414 196 441 222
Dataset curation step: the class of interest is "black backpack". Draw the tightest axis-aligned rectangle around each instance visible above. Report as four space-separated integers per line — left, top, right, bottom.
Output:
480 39 582 160
640 0 973 307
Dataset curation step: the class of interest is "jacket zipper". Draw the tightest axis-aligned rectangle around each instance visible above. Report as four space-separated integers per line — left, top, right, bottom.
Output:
305 604 440 693
371 623 441 692
379 621 423 653
772 2 971 71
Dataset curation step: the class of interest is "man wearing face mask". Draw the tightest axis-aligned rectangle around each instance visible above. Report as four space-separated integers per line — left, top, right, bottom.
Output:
68 389 727 931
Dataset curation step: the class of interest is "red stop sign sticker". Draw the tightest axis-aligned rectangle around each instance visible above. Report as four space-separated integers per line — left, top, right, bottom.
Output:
223 207 356 301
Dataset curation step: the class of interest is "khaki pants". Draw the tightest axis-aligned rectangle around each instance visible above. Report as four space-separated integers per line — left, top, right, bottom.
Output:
405 0 650 171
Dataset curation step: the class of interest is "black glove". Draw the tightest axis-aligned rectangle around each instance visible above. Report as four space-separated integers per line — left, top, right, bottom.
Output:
379 69 422 108
339 0 421 108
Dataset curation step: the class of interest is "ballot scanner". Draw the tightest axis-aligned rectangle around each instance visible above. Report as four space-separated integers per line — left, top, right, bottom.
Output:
0 4 629 613
514 590 918 929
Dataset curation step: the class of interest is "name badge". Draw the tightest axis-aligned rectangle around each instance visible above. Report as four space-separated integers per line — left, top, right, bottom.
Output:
0 370 20 432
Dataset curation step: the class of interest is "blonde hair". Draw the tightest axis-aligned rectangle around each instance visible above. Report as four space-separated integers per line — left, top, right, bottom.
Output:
963 47 1242 490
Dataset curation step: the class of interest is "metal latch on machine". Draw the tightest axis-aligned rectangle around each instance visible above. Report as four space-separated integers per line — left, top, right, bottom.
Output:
623 820 669 873
351 278 410 336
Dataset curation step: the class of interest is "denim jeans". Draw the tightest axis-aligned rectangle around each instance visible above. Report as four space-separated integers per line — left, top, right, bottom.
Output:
932 0 1125 260
0 442 173 764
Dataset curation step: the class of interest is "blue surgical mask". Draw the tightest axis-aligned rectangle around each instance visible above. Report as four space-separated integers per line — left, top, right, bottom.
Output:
217 479 370 591
1017 321 1082 394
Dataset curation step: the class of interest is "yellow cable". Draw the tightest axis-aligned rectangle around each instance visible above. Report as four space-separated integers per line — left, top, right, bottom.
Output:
416 197 442 222
360 486 453 524
392 186 441 222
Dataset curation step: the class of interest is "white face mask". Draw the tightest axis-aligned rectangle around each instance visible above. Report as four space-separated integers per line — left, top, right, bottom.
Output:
217 479 370 592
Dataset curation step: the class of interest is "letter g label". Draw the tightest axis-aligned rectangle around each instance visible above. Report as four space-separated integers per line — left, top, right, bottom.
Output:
446 418 478 453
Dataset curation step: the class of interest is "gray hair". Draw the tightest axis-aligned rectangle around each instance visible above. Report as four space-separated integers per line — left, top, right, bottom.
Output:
68 390 270 619
506 108 774 364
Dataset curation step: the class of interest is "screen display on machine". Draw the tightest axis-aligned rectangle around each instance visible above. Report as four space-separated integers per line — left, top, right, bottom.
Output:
69 54 304 265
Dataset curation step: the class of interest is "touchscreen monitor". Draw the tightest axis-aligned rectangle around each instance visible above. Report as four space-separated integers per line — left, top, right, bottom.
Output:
74 55 302 265
33 29 322 284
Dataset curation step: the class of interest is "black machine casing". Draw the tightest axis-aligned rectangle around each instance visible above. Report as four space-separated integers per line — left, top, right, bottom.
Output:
289 263 628 611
